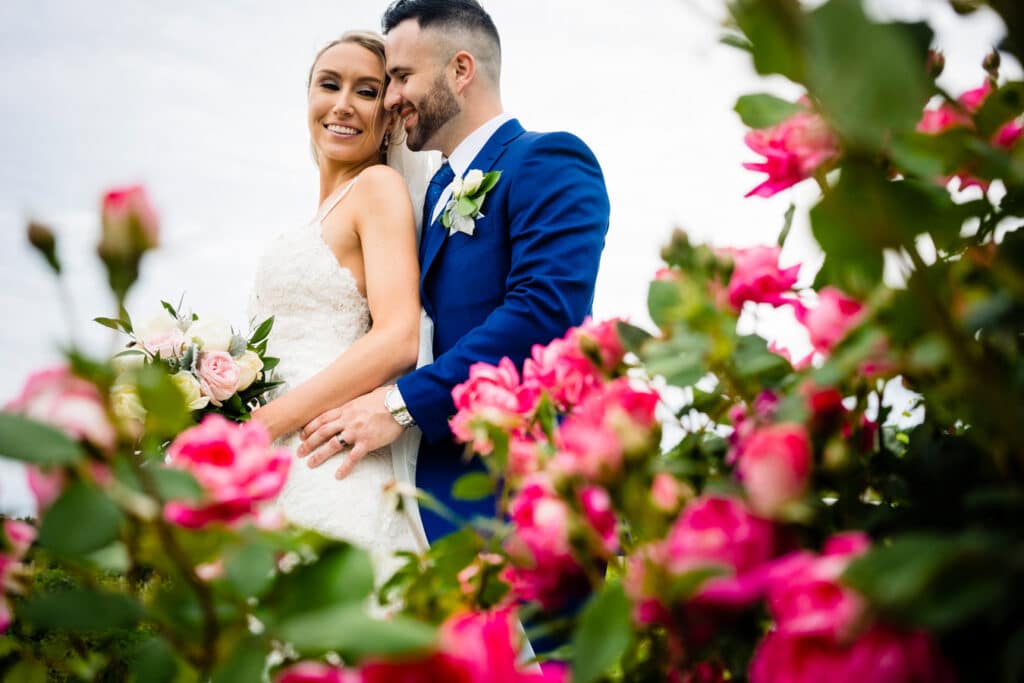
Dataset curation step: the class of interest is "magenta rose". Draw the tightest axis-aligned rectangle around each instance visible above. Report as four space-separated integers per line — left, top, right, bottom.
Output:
6 366 116 452
195 351 240 406
726 245 801 310
795 287 865 356
163 415 290 529
451 357 530 454
663 495 778 608
573 317 627 374
275 662 355 683
736 423 813 518
579 485 619 555
522 335 604 412
742 102 841 198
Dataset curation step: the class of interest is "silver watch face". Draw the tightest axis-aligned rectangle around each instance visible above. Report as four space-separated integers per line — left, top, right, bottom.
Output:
385 388 401 412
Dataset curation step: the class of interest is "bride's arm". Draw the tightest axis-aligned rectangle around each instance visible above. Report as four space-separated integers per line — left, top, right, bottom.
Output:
254 166 420 440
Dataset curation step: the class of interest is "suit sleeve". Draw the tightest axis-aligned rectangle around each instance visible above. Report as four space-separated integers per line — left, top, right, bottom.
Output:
397 132 610 443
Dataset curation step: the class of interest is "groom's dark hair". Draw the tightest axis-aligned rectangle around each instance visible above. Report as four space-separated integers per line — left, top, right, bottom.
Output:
382 0 501 84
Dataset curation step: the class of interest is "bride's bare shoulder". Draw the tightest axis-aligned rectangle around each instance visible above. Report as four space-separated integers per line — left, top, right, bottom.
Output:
356 164 409 196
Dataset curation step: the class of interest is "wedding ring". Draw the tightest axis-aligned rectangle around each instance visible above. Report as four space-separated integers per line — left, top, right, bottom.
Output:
335 434 350 449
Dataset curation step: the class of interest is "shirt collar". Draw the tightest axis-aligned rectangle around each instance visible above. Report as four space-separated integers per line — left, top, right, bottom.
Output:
446 113 514 177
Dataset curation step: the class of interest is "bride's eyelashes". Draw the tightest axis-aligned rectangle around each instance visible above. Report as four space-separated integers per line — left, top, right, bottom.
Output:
317 81 379 99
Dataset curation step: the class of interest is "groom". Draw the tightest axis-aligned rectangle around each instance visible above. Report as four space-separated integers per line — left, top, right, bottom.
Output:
298 0 610 541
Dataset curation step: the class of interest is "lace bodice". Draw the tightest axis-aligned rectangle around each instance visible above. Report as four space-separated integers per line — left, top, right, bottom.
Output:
249 178 422 571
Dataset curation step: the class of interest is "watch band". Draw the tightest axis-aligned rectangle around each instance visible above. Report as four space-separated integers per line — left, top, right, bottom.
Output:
386 386 416 428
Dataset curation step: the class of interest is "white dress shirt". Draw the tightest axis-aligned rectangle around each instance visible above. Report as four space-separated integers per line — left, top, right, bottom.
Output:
429 112 515 224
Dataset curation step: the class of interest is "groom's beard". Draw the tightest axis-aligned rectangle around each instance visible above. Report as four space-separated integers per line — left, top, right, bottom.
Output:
406 75 460 152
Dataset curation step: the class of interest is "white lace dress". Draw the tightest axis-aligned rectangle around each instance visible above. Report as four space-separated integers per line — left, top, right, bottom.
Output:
249 178 426 571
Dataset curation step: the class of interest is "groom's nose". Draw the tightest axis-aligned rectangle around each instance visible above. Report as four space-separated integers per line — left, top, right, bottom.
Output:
383 81 402 112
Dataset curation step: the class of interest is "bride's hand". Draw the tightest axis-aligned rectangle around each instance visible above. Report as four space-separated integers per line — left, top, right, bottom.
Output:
298 386 403 479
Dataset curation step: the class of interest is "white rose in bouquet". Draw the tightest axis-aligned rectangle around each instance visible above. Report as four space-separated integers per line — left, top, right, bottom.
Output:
185 318 232 352
235 350 264 392
137 313 185 359
171 371 210 411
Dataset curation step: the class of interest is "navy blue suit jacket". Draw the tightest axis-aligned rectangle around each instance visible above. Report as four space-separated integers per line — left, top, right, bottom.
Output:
396 119 610 540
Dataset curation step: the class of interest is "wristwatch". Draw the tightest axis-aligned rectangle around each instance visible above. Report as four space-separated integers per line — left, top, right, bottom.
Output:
384 386 415 428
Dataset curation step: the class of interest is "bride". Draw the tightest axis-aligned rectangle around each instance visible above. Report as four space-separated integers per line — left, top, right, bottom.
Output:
249 31 435 564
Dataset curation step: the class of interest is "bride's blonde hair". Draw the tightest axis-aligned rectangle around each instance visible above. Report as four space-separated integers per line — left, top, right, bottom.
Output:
307 31 403 165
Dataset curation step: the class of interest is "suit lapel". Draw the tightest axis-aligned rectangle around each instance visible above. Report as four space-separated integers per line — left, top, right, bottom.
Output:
420 119 526 284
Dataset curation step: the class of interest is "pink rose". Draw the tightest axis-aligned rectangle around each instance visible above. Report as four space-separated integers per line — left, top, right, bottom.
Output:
579 485 618 555
743 103 841 198
663 495 778 607
0 520 36 635
502 477 588 609
26 466 66 515
750 625 955 683
98 185 159 260
736 423 813 518
795 287 865 355
195 351 240 406
6 366 116 451
451 358 529 454
276 662 354 683
521 322 611 413
163 415 290 529
726 246 801 310
651 473 686 513
3 520 36 557
573 317 627 374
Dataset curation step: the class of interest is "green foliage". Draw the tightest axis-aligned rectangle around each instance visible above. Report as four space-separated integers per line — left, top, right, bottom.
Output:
571 582 633 683
0 414 85 466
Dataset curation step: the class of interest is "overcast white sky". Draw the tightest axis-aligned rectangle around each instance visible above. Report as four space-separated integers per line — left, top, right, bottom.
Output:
0 0 1016 513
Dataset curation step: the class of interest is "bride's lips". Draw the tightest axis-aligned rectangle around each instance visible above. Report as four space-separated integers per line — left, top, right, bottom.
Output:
324 123 361 138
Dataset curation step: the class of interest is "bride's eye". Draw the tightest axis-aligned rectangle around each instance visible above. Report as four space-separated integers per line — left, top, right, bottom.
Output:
357 88 379 98
319 80 339 91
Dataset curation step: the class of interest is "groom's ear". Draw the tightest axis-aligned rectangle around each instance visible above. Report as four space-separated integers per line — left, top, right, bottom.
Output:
450 50 476 95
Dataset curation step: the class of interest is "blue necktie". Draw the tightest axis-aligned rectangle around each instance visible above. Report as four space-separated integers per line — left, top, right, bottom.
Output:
423 162 454 233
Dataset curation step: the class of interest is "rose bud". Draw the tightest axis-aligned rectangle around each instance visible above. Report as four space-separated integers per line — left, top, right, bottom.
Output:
27 221 60 274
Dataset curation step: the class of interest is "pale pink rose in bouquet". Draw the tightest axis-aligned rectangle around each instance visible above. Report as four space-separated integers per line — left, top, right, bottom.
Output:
195 351 241 407
451 357 531 455
725 245 801 310
736 423 813 518
795 287 865 356
6 366 116 452
136 313 186 359
98 185 159 260
743 102 841 198
163 415 290 529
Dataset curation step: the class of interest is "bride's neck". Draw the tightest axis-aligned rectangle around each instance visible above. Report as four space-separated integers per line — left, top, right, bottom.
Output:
318 157 378 203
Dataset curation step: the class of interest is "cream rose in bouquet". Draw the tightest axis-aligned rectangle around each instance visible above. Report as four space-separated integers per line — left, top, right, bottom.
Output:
96 298 279 425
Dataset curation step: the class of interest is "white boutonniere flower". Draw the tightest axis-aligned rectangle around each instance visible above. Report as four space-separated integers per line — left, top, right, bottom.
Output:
442 169 502 236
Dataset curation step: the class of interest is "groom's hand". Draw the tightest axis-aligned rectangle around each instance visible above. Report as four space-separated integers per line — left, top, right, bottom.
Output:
297 386 404 480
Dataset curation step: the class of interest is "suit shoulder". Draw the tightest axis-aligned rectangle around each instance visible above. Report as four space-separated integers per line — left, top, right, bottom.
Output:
515 129 598 158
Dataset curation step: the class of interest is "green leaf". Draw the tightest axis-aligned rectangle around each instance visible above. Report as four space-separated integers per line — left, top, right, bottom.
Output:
250 316 274 345
38 482 124 556
732 334 791 385
734 93 803 129
160 300 178 319
94 316 127 333
21 588 144 630
641 332 710 388
730 0 806 82
270 543 375 618
2 660 47 683
571 582 633 683
456 196 478 217
118 304 134 335
647 280 684 328
778 203 795 247
478 170 502 193
974 81 1024 138
130 637 178 683
135 364 192 436
616 321 653 354
226 542 277 598
276 603 436 658
150 467 203 502
806 0 931 148
452 472 495 501
211 638 268 683
719 31 753 52
0 413 85 465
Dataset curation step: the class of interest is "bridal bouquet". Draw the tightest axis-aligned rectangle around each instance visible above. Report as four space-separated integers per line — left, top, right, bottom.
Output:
95 300 280 424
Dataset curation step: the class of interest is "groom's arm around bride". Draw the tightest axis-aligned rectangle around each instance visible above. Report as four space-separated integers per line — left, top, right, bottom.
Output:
297 0 610 541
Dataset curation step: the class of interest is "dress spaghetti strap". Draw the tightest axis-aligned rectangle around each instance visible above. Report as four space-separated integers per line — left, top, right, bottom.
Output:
315 176 360 224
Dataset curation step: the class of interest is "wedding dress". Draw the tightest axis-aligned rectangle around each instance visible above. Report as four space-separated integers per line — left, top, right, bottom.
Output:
249 176 428 573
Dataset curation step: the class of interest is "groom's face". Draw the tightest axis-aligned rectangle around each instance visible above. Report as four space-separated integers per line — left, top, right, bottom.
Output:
385 21 461 153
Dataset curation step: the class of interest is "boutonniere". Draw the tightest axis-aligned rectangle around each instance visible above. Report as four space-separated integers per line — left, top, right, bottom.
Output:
441 169 502 236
